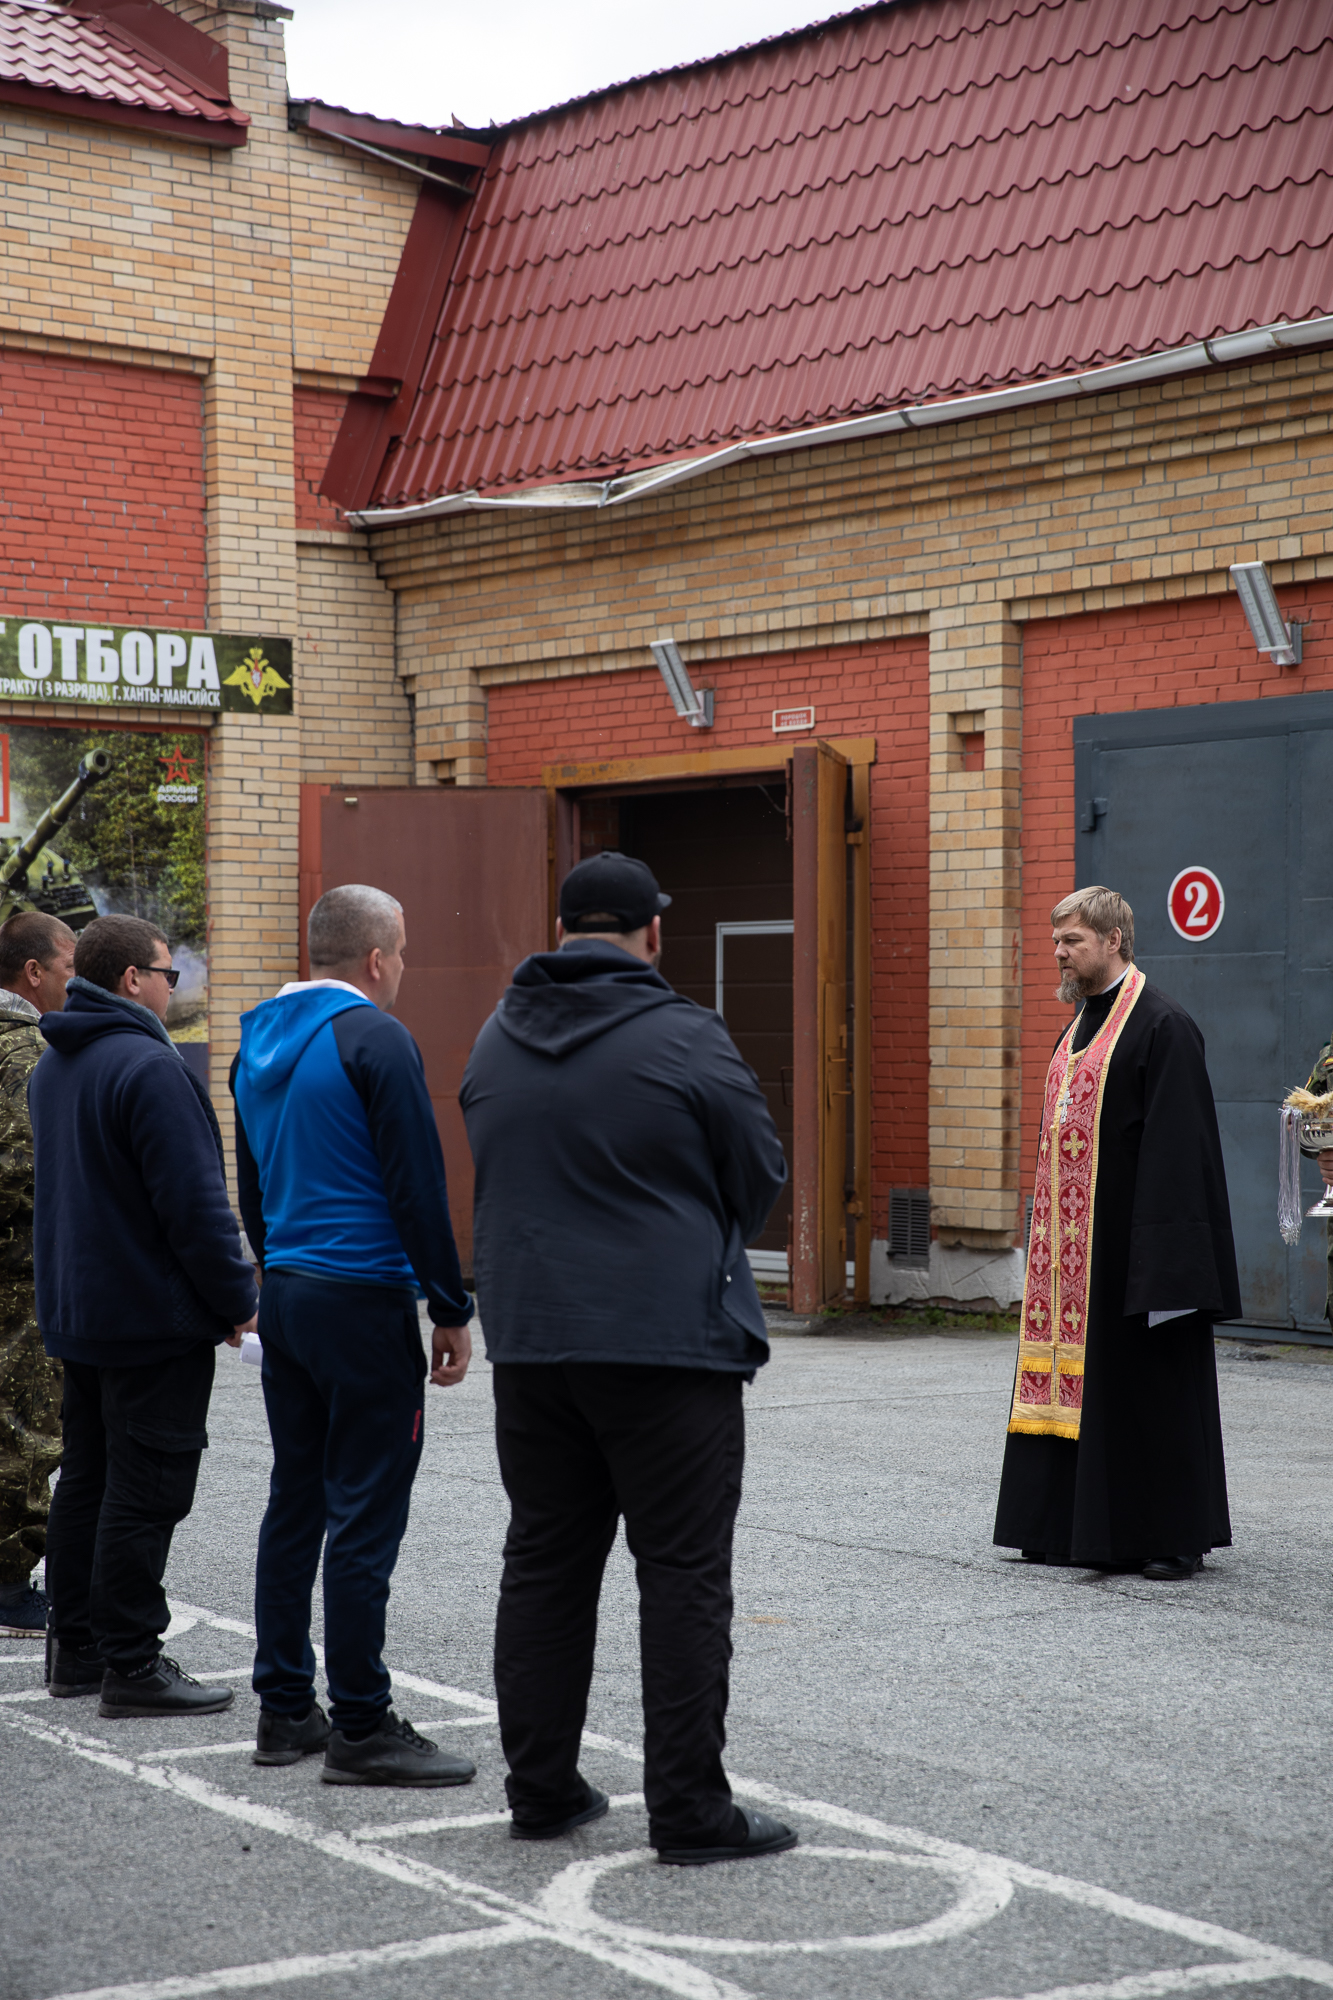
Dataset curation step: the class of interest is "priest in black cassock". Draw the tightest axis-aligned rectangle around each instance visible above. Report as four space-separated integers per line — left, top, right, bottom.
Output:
993 887 1240 1581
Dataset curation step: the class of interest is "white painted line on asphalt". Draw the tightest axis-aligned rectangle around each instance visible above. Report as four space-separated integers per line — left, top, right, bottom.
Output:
0 1686 52 1702
540 1843 1014 1955
35 1921 534 2000
0 1650 45 1664
350 1792 646 1843
977 1965 1300 2000
139 1742 257 1762
413 1714 493 1728
4 1709 754 2000
351 1809 514 1839
40 1605 1332 2000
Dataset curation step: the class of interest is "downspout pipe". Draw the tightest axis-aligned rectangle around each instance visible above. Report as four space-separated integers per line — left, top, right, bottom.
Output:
346 312 1333 529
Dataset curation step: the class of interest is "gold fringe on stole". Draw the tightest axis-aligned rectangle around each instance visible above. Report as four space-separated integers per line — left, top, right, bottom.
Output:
1008 968 1145 1441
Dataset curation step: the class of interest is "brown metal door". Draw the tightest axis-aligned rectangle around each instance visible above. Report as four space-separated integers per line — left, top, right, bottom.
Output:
308 785 547 1270
791 741 850 1311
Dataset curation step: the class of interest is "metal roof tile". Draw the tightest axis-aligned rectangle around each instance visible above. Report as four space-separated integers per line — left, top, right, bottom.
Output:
372 0 1333 506
0 0 244 126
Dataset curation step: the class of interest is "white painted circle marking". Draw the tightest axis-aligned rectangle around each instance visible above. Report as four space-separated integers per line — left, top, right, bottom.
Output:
1167 866 1225 942
538 1842 1014 1955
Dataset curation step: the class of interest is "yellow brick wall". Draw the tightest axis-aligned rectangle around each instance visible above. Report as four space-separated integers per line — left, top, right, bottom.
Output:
297 533 411 785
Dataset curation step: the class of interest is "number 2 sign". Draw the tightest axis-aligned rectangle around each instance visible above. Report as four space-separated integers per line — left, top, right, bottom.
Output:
1168 865 1225 942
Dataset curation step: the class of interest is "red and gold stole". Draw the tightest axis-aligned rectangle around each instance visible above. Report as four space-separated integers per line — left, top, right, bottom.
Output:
1008 966 1145 1440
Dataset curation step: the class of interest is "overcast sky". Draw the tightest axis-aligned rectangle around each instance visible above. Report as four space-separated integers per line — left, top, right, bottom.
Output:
283 0 831 130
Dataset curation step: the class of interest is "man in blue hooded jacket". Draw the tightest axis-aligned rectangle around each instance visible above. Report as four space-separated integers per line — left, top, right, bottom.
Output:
461 852 794 1865
231 883 475 1789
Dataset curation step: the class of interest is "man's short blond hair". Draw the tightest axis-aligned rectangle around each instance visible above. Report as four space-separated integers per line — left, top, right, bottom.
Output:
1050 886 1135 962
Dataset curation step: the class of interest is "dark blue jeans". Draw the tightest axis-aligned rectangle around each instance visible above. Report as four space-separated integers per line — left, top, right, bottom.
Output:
252 1269 426 1732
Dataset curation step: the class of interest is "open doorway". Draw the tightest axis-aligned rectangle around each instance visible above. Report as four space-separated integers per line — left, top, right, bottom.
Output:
574 781 794 1262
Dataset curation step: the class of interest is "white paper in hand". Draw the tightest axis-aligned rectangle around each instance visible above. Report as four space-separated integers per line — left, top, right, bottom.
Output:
240 1331 264 1367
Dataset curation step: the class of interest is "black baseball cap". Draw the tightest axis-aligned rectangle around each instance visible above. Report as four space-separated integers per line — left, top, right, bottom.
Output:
559 852 672 933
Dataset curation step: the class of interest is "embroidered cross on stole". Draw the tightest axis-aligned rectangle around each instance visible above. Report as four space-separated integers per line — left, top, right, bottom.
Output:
1008 966 1145 1441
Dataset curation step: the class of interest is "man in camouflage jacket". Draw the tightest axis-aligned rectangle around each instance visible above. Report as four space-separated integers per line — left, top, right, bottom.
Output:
1300 1034 1333 1328
0 912 76 1637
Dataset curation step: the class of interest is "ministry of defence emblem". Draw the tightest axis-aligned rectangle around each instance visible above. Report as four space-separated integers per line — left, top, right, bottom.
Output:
223 645 290 708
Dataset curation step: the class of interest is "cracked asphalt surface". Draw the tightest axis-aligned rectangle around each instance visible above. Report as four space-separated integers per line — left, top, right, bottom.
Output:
2 1323 1331 2000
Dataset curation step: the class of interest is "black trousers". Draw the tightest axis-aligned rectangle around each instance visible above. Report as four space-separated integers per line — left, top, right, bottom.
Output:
253 1270 426 1733
45 1343 215 1671
493 1362 744 1845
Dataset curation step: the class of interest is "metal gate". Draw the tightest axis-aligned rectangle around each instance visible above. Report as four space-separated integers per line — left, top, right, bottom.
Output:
1074 691 1333 1331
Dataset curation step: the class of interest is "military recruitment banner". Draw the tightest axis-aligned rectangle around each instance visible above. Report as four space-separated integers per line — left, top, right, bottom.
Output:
0 617 293 715
0 719 211 1079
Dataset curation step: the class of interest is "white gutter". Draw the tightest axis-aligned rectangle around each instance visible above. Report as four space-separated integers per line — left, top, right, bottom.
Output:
346 312 1333 529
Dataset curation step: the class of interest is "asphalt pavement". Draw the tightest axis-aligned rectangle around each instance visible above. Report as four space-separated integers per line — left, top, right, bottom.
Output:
3 1320 1332 2000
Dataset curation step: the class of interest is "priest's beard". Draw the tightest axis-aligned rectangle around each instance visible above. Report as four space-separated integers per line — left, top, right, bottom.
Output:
1058 949 1114 1005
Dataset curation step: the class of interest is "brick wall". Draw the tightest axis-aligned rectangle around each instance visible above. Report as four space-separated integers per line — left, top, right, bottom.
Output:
0 350 206 623
487 635 931 1216
294 387 350 532
379 345 1333 1245
1020 578 1333 1181
297 540 411 784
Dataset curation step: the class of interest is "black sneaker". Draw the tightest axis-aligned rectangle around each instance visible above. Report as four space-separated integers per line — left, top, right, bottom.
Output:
511 1781 610 1841
45 1630 105 1698
99 1655 236 1718
321 1709 476 1788
0 1583 48 1637
254 1702 331 1766
656 1805 798 1867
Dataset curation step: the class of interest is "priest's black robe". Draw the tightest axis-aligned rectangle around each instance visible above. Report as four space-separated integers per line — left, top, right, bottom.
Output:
993 976 1240 1564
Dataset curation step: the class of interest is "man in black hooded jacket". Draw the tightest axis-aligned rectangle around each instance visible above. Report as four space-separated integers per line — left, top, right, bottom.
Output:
31 915 258 1715
461 851 793 1867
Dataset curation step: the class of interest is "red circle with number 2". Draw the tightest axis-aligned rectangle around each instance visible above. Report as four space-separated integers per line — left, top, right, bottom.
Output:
1168 866 1225 942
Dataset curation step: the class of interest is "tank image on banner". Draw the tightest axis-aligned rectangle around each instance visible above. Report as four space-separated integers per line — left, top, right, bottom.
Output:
0 721 209 1086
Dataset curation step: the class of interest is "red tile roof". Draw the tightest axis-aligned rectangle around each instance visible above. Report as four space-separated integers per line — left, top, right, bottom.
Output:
366 0 1333 510
0 0 248 142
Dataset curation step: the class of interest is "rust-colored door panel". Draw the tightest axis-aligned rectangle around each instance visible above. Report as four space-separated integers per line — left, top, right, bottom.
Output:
311 786 547 1270
791 741 849 1313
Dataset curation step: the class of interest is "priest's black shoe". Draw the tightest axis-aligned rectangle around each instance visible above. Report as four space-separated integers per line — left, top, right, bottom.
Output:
511 1781 610 1841
656 1805 798 1867
45 1631 104 1698
1142 1554 1204 1581
321 1709 476 1787
254 1702 331 1766
99 1655 235 1717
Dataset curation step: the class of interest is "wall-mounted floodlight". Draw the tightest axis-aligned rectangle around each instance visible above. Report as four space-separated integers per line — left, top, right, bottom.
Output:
1229 561 1303 666
650 636 713 728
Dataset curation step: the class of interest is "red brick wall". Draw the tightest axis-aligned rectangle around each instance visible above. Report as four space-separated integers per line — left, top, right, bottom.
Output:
486 636 931 1218
1021 581 1333 1179
294 386 349 532
0 351 205 624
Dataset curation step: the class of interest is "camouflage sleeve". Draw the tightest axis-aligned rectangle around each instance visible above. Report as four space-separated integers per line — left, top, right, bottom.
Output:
0 1031 41 1234
1299 1039 1333 1158
1307 1041 1333 1096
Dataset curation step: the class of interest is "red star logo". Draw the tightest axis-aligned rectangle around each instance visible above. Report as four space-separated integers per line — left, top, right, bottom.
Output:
158 744 197 785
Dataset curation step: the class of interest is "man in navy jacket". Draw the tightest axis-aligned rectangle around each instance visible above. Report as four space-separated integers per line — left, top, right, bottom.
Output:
461 852 794 1864
232 883 475 1788
32 915 258 1715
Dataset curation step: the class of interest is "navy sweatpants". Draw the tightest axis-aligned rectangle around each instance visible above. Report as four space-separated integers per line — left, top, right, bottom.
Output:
252 1269 426 1731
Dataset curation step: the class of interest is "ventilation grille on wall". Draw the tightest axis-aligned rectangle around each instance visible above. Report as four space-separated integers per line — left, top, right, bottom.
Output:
889 1187 931 1267
1025 1196 1034 1254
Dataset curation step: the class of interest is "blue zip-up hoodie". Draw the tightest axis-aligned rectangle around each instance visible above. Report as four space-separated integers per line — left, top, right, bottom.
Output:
230 984 471 1325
